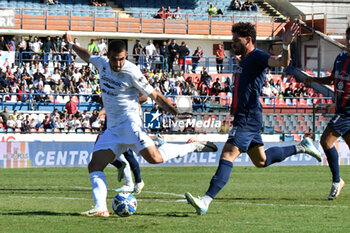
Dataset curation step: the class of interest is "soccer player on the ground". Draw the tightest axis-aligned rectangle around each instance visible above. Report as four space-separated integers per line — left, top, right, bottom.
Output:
305 26 349 200
185 22 322 215
63 32 217 217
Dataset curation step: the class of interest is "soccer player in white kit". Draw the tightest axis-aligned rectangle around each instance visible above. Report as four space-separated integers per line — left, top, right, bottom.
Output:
63 33 217 217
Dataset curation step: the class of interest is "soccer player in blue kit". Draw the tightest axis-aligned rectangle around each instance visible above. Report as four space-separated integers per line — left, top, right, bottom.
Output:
305 26 349 200
185 22 323 215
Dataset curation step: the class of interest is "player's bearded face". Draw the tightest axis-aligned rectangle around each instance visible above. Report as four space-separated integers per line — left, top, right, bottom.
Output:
108 50 127 72
232 33 248 56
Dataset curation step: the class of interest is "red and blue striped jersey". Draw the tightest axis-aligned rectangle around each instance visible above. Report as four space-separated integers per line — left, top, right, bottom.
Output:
332 52 350 115
230 49 270 128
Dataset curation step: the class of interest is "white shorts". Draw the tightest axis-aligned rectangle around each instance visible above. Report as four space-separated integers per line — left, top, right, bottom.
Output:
93 121 154 161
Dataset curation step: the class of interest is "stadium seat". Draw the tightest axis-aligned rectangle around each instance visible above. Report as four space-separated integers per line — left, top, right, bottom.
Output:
53 128 61 133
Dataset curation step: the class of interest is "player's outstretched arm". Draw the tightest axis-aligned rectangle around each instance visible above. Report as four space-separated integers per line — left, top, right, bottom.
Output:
149 90 179 115
268 22 299 67
304 74 334 85
63 32 92 64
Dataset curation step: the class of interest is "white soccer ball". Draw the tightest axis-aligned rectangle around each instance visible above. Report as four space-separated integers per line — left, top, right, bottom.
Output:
112 192 137 217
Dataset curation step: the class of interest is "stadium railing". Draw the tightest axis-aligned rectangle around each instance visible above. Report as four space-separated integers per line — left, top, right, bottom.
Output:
2 8 284 37
0 93 333 113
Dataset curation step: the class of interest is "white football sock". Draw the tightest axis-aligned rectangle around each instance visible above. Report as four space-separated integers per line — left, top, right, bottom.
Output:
89 171 108 211
158 143 197 162
119 155 133 186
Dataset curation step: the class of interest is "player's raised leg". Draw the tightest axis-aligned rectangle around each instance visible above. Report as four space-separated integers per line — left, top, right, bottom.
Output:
79 149 114 217
139 138 217 165
252 137 322 168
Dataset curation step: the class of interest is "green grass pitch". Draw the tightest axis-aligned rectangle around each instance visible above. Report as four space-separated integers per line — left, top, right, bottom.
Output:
0 166 349 233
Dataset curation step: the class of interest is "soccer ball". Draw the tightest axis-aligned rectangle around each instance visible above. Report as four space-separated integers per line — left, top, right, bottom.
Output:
112 192 137 217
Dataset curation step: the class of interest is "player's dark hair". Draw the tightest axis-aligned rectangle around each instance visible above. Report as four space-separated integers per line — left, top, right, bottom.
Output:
232 22 256 44
108 40 126 54
346 26 350 35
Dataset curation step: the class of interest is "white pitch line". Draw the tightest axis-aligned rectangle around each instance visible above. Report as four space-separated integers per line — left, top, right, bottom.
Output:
5 186 349 209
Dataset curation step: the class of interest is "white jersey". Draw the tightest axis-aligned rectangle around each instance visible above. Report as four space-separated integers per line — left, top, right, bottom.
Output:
89 57 154 133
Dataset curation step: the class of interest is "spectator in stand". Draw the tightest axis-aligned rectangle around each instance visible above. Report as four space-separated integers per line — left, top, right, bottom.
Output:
51 68 61 87
6 115 16 130
133 40 144 66
145 40 157 69
88 39 99 55
275 79 282 94
232 0 242 11
208 3 223 16
91 116 102 132
165 6 173 19
301 86 309 98
261 81 273 97
173 6 182 19
293 86 302 97
24 35 33 67
13 67 22 81
159 40 169 72
191 46 203 73
65 96 77 115
0 36 7 51
0 106 9 124
269 79 278 95
70 38 80 61
168 39 179 73
283 84 294 97
53 36 62 67
98 38 107 56
89 109 99 125
7 36 16 52
211 78 223 100
90 0 101 6
178 41 190 72
17 36 27 65
199 83 209 110
98 0 107 6
42 115 53 129
21 115 31 132
243 0 258 11
200 66 212 89
265 68 273 82
17 85 28 102
34 84 48 102
30 37 41 67
157 6 166 19
42 36 54 66
216 44 226 73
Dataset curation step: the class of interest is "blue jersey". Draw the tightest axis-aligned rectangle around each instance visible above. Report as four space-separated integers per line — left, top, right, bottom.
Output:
332 52 350 115
231 48 270 128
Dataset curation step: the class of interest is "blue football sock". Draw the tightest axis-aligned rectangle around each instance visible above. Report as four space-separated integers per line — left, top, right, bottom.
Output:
264 146 296 167
124 149 142 183
324 147 340 182
205 159 233 199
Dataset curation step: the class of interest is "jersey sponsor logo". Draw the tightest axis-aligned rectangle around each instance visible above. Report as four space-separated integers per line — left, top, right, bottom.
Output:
103 83 115 89
101 75 122 87
101 88 118 97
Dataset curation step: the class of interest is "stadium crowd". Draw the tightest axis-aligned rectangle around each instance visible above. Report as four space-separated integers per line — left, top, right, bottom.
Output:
0 35 319 133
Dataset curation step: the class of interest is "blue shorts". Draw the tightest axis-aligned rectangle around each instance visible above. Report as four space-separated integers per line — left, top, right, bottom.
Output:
328 114 350 137
226 126 264 152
